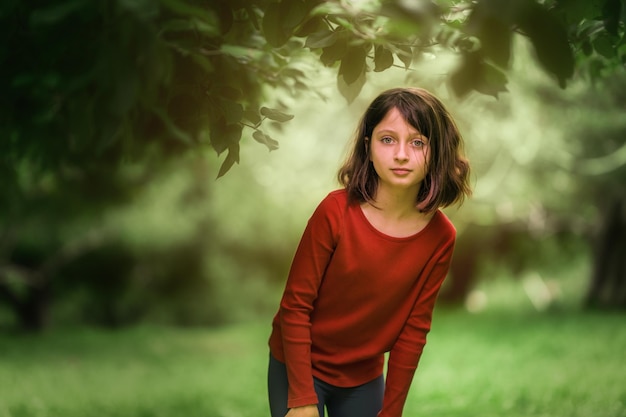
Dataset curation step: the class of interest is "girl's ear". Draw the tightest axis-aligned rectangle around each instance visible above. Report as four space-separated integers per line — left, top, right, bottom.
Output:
365 137 370 157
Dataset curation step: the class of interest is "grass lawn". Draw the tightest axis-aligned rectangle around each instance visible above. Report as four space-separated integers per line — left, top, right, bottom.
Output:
0 309 624 417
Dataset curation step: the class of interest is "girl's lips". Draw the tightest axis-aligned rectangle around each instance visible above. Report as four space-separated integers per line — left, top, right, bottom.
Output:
391 168 412 175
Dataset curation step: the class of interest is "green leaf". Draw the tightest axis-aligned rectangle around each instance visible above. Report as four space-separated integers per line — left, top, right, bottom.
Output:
263 2 290 47
283 0 310 31
592 33 615 58
602 0 621 36
450 51 481 98
260 107 294 122
482 24 512 68
245 4 260 30
550 0 603 27
294 15 325 37
210 119 242 155
582 39 593 56
160 0 218 27
219 99 244 125
339 45 367 84
189 54 214 73
305 29 338 49
479 60 508 97
516 1 574 88
450 51 508 98
374 45 394 72
243 109 262 126
465 2 512 68
252 130 280 151
218 86 242 101
320 35 347 66
338 69 366 103
212 1 233 34
216 144 240 178
395 45 413 69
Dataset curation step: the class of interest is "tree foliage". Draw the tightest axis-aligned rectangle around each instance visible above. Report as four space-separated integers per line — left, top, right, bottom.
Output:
3 0 624 177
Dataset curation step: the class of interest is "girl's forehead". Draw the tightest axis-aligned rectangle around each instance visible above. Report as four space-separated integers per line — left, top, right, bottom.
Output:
373 108 423 134
378 107 409 123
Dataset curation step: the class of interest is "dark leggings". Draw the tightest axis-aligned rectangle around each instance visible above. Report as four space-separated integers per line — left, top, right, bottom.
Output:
267 354 384 417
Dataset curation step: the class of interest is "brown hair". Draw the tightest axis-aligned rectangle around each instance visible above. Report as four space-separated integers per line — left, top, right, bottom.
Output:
337 87 471 213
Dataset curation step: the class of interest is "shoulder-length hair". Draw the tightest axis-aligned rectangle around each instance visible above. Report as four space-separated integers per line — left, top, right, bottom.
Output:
337 87 471 213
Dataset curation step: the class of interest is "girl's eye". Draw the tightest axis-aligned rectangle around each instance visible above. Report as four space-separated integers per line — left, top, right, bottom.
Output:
411 139 425 147
381 136 394 144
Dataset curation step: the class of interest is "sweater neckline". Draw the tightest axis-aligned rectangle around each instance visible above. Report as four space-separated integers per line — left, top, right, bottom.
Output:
354 203 440 242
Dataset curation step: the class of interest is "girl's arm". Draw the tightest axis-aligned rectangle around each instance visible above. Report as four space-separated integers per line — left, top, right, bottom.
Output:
279 194 343 409
378 239 455 417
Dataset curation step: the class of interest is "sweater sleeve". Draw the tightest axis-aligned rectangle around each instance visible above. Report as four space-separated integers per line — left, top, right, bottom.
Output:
279 194 343 408
378 237 455 417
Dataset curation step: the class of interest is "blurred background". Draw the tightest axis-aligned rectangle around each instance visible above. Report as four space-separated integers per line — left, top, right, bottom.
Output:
1 0 625 416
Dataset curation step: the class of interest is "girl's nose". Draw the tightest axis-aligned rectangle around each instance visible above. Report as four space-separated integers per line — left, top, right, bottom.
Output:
395 143 409 162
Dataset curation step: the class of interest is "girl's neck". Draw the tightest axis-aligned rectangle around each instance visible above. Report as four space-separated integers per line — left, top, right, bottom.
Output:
361 184 433 238
371 184 421 219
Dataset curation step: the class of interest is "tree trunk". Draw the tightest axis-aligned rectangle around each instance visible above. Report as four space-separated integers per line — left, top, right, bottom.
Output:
440 236 480 305
0 279 50 331
585 196 626 309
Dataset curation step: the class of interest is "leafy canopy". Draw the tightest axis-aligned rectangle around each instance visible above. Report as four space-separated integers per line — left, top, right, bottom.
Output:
1 0 624 179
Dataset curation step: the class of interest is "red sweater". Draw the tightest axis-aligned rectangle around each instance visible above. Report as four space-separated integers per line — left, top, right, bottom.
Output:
268 189 456 417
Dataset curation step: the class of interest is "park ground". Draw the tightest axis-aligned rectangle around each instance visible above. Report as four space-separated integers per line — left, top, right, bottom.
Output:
1 306 625 417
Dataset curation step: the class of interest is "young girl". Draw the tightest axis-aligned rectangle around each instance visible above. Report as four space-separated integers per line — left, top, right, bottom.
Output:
267 87 471 417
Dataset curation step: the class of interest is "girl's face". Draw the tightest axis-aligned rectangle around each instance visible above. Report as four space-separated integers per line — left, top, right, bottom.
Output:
368 107 430 194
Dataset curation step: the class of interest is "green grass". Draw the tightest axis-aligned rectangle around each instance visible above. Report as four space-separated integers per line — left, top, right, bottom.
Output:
0 310 624 417
411 310 626 417
0 323 270 417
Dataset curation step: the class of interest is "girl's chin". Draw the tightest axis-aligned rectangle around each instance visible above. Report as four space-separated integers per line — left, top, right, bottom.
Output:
378 179 422 191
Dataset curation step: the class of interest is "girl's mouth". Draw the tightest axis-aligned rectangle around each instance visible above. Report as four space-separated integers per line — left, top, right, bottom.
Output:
391 168 411 175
